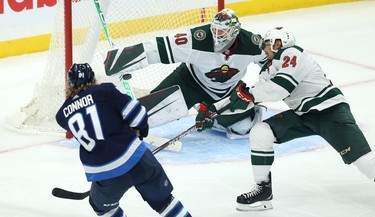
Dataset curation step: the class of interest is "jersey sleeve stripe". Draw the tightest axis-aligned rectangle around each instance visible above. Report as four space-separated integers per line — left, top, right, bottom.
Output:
165 36 175 63
129 106 147 128
121 100 138 121
277 72 299 86
156 37 171 64
295 85 344 112
271 75 297 94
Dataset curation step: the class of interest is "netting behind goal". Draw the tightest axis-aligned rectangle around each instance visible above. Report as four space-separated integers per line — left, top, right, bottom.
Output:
5 0 220 134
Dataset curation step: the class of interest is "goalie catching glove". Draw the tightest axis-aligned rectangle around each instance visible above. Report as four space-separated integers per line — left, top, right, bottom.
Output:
230 81 254 112
195 102 217 132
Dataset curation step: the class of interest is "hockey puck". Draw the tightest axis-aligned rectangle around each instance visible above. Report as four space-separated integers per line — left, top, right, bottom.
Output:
122 73 132 80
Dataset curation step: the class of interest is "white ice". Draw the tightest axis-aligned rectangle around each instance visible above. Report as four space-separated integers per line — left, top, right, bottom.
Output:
1 2 375 217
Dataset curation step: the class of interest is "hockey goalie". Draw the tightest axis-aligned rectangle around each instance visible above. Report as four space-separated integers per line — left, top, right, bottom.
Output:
103 8 268 139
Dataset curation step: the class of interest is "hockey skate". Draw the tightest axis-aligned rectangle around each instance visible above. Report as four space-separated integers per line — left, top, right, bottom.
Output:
236 172 273 211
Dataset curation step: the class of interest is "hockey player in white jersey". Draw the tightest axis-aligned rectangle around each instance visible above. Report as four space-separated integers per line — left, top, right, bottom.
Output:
228 27 375 211
104 8 267 139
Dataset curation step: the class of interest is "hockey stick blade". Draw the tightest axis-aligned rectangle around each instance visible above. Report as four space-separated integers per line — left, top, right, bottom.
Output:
151 125 195 155
52 188 90 200
145 134 182 152
151 103 230 155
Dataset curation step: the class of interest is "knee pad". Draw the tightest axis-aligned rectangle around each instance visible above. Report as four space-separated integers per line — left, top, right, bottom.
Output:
353 151 375 180
249 122 275 151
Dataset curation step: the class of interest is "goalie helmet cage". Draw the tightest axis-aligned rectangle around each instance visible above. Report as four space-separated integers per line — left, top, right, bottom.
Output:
5 0 224 135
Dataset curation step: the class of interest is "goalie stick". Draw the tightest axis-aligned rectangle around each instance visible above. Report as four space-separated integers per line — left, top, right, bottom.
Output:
52 104 231 200
93 0 135 98
94 0 181 152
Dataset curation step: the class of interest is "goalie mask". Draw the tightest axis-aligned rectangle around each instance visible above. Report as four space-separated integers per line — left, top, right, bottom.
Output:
262 27 296 52
68 63 95 88
210 8 241 52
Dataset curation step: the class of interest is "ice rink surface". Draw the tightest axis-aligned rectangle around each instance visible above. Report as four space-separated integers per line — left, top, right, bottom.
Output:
1 1 375 216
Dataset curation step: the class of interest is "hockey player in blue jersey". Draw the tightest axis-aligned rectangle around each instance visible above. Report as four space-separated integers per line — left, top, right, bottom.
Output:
55 63 191 217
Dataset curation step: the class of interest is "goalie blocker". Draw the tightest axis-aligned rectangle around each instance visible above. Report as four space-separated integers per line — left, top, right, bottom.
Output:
104 45 189 127
104 43 148 76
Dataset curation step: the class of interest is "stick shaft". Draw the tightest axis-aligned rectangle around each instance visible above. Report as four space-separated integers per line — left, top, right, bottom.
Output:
151 103 230 154
93 0 114 48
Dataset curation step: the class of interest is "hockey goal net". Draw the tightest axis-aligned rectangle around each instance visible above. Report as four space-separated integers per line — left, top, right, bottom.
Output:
6 0 223 134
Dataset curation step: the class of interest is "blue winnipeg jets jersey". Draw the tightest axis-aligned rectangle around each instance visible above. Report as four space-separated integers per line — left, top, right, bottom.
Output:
56 83 148 181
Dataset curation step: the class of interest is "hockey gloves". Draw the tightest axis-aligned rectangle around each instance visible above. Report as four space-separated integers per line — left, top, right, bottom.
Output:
195 102 217 132
230 81 254 112
131 125 149 140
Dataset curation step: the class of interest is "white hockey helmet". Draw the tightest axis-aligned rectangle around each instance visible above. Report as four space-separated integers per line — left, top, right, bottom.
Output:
263 27 296 52
210 8 241 52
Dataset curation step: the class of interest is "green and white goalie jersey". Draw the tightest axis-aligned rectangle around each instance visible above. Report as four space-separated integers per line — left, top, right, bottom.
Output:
105 24 267 100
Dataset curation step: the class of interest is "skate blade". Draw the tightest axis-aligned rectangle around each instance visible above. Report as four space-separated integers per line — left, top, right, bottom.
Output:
236 201 273 211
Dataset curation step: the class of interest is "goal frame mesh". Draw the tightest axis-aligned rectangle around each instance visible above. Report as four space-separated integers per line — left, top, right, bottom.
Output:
5 0 224 135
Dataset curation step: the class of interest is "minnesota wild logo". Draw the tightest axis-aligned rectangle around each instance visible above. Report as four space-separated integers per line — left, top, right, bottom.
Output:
193 29 206 41
205 65 239 83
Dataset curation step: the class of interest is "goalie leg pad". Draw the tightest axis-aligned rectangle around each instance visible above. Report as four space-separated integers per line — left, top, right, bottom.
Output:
138 85 188 128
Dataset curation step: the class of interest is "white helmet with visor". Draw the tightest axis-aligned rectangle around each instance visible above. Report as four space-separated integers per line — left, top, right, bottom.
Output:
210 8 241 52
260 27 296 52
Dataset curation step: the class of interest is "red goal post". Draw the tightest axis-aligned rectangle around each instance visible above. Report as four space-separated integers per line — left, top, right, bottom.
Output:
6 0 224 135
